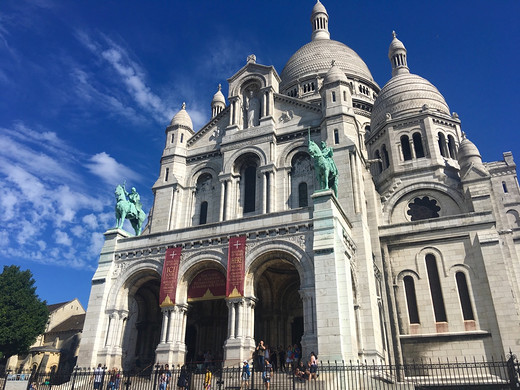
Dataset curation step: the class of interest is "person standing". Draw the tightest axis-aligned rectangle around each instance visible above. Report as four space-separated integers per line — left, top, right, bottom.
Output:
158 372 167 390
256 340 266 369
93 364 103 390
240 360 250 390
176 366 189 390
310 352 318 380
262 360 273 390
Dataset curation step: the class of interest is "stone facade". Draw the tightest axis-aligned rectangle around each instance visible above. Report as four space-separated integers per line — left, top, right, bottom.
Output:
79 1 520 370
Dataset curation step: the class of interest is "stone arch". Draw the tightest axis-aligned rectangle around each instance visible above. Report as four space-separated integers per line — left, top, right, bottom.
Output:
395 269 421 284
385 184 465 224
106 259 163 311
176 251 227 304
245 240 310 348
415 246 448 278
245 238 312 295
506 209 520 228
230 74 267 96
223 146 267 174
187 163 221 188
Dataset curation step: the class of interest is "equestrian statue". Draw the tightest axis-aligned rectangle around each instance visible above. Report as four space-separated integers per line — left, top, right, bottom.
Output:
115 182 146 236
308 129 338 197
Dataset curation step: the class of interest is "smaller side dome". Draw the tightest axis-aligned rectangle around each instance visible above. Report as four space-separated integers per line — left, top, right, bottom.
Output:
458 134 483 168
170 102 193 129
323 61 348 85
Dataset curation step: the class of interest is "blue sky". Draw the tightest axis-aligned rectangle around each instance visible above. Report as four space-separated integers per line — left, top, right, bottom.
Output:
1 0 519 309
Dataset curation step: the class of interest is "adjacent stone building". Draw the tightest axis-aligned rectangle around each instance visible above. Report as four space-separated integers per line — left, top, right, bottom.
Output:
79 1 520 371
8 299 85 374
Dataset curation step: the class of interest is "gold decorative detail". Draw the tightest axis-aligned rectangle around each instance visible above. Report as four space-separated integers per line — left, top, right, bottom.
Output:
228 287 242 298
160 295 174 307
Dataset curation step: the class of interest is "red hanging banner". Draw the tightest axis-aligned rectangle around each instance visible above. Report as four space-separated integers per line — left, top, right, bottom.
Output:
159 247 181 307
226 235 246 298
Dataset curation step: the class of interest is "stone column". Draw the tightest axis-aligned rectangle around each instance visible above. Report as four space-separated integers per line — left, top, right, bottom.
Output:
219 181 226 221
262 173 268 213
268 171 274 213
160 309 169 343
227 300 236 339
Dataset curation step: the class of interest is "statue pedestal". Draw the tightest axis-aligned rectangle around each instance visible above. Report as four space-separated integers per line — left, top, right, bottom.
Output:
311 190 358 361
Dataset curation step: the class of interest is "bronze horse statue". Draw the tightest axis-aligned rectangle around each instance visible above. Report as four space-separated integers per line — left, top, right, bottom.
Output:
115 184 146 236
308 135 338 197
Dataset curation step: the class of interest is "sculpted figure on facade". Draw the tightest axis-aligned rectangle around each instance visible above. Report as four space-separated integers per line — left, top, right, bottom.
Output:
245 90 260 128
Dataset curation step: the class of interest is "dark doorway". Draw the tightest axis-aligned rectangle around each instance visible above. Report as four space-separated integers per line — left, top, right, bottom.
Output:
122 278 161 372
185 299 228 365
254 258 302 350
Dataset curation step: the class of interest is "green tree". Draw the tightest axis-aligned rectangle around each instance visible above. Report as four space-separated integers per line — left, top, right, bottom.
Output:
0 265 48 363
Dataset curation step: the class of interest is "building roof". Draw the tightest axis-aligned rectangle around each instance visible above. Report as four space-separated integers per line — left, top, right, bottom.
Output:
47 301 71 313
48 314 86 334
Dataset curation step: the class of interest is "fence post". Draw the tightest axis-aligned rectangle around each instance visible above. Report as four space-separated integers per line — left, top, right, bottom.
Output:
70 366 78 390
153 364 160 390
2 370 10 390
26 366 37 390
251 361 254 390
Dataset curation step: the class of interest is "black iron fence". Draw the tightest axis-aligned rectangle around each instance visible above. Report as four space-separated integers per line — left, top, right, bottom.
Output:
3 356 520 390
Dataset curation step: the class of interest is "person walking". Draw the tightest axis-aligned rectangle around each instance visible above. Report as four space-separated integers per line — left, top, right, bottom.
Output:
203 368 212 390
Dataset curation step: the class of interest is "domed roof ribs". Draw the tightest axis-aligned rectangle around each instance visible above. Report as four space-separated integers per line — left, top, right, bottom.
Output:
311 0 330 41
388 31 409 77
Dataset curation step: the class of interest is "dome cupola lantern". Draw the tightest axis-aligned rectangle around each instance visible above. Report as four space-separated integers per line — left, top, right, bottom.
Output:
211 84 226 118
311 0 330 41
388 31 409 77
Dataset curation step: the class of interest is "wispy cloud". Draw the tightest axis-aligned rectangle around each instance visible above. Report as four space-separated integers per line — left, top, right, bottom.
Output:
75 30 174 126
0 123 140 270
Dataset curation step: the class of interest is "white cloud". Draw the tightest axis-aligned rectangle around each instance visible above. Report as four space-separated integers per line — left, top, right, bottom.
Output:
85 152 141 186
0 122 140 271
55 230 72 246
76 31 173 126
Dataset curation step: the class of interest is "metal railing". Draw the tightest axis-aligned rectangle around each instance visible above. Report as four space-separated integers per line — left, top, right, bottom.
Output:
3 355 520 390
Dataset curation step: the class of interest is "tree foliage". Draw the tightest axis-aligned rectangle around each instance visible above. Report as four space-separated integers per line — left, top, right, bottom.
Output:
0 265 48 361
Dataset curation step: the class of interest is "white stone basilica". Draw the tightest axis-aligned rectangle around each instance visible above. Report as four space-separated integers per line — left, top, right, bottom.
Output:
79 1 520 370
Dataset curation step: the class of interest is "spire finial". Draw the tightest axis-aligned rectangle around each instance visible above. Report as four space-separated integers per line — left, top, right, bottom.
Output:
181 102 186 110
218 84 221 91
392 30 397 39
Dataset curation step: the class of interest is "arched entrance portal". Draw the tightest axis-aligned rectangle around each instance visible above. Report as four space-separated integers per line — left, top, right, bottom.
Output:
254 258 303 352
185 269 228 365
121 277 161 371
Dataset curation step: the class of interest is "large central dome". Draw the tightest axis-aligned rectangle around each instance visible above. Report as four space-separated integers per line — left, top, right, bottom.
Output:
280 39 375 88
279 0 377 98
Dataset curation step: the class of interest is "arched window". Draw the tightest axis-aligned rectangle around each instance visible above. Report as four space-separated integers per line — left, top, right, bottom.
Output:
456 272 474 321
447 135 457 159
171 134 174 143
425 254 447 322
331 91 336 102
374 150 383 174
199 201 208 225
438 132 447 157
382 144 390 169
180 133 184 143
403 276 420 324
413 133 425 158
503 181 509 193
298 182 308 207
334 129 339 144
401 135 412 161
244 165 256 213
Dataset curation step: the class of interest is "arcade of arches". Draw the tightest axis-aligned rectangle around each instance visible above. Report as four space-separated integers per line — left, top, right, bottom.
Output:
118 255 303 369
